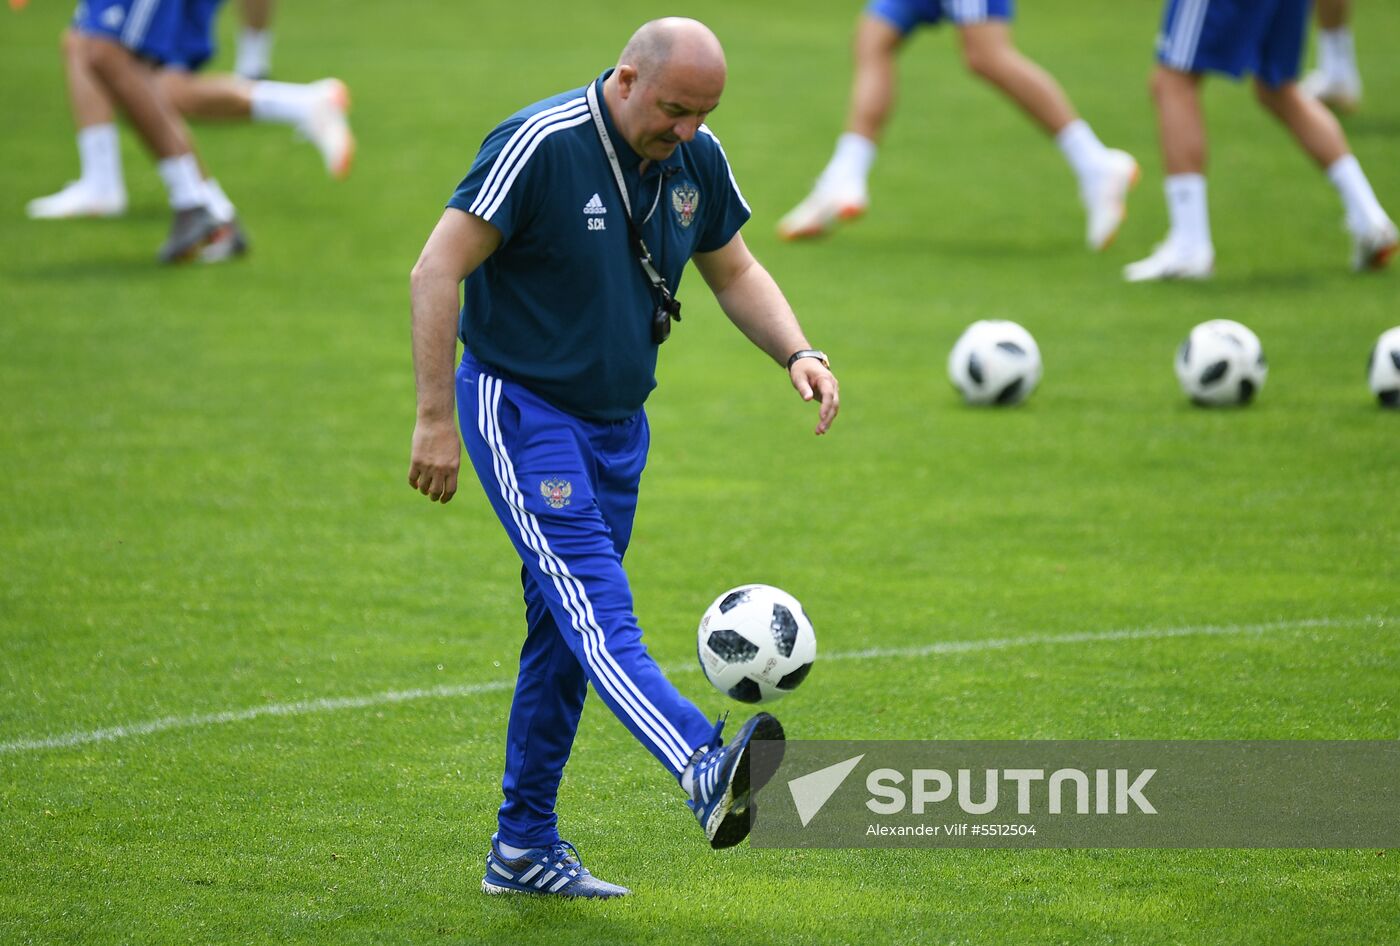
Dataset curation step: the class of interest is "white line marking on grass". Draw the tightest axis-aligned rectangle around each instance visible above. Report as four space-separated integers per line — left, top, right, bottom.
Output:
0 682 513 754
829 615 1376 661
0 615 1382 755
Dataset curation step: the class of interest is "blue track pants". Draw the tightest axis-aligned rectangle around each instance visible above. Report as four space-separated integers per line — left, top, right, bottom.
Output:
456 351 715 849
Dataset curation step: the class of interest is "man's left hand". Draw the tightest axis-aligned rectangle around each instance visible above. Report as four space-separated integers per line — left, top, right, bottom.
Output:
790 360 839 435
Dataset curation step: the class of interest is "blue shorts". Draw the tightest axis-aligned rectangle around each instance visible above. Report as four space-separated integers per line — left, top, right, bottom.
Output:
866 0 1014 36
1156 0 1309 88
164 0 224 71
73 0 185 62
73 0 222 69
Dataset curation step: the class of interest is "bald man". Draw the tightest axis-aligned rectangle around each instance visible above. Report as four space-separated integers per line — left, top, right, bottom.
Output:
409 18 839 897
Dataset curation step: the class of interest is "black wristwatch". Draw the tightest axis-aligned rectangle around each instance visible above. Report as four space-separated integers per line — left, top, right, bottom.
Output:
786 349 831 370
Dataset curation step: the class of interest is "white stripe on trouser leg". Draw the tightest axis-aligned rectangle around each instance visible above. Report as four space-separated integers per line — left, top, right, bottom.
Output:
476 375 693 772
479 381 693 772
476 376 691 770
479 376 697 771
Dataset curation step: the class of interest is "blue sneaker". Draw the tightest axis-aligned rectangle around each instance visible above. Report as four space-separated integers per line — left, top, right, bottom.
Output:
685 712 785 849
481 835 629 898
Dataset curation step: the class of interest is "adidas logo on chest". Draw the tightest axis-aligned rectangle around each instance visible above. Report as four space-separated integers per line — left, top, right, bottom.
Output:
582 193 607 231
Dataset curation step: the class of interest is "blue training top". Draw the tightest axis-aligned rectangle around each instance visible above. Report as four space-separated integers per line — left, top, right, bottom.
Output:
448 70 752 422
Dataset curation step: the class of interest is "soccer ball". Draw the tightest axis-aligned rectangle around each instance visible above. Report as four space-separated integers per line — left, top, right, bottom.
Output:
1175 319 1268 406
948 320 1042 406
696 584 816 704
1367 326 1400 408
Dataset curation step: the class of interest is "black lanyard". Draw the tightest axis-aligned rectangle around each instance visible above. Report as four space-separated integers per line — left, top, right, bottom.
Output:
586 81 682 344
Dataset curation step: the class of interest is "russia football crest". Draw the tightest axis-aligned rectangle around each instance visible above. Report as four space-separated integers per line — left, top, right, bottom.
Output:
539 478 572 509
671 183 700 228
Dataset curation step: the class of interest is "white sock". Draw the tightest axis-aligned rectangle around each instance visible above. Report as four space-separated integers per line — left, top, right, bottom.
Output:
235 27 273 80
251 81 315 126
817 132 876 194
157 154 207 211
1327 154 1388 233
203 178 237 224
1317 27 1358 81
77 124 124 195
1056 119 1110 184
1164 173 1212 250
680 749 709 796
497 840 531 859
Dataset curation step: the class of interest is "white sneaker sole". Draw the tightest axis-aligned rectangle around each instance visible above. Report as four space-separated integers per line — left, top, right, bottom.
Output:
777 199 866 241
481 879 526 896
26 196 128 220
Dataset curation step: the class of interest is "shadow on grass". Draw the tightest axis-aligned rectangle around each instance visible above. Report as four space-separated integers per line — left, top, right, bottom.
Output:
1121 268 1327 295
453 893 637 946
5 256 168 283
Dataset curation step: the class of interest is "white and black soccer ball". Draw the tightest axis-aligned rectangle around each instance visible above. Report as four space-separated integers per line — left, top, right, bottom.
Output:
1366 326 1400 409
948 320 1042 406
697 584 816 704
1175 319 1268 406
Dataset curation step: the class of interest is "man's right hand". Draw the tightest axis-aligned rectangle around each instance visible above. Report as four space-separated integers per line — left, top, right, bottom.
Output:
408 417 461 504
407 209 501 506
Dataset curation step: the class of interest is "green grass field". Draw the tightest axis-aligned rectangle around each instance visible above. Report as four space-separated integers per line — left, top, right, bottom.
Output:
3 0 1398 942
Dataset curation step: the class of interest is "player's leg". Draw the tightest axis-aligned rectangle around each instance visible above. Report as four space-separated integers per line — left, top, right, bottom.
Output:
956 15 1139 251
495 574 588 852
160 0 353 178
235 0 275 79
495 416 667 853
1300 0 1360 111
27 28 128 219
776 4 915 240
458 357 779 856
957 20 1073 134
485 413 661 898
158 69 251 119
845 10 904 144
72 1 229 262
1124 65 1214 281
484 592 626 898
1124 0 1261 281
156 70 353 179
587 405 783 852
1251 1 1394 271
137 3 252 259
456 359 714 778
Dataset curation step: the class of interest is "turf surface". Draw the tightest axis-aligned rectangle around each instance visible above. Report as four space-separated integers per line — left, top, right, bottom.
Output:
2 0 1397 943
